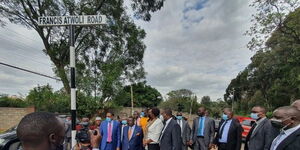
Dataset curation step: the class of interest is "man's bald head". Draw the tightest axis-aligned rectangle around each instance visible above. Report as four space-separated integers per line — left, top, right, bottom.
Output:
273 106 300 121
291 99 300 111
17 112 65 149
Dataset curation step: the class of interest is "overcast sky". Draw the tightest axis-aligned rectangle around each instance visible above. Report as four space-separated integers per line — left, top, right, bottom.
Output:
0 0 255 100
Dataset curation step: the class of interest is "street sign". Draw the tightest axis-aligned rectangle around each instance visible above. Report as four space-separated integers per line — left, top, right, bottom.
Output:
38 15 106 26
37 14 106 149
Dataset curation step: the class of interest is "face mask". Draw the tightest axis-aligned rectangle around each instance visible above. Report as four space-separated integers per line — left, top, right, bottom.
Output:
222 114 228 120
121 120 127 125
197 112 203 116
106 117 112 122
250 113 259 120
270 118 291 130
176 116 183 120
140 112 145 117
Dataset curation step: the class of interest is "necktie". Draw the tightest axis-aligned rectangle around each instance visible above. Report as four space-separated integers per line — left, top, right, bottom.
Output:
107 122 112 142
199 117 204 136
219 120 228 139
128 127 132 140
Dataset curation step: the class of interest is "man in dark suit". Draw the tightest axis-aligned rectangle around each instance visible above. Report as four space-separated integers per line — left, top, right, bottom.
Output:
190 106 215 150
159 108 182 150
214 108 242 150
99 112 121 150
122 116 143 150
245 106 279 150
270 106 300 150
176 112 191 150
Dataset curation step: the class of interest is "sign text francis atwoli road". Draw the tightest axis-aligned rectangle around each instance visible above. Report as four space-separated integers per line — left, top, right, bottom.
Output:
38 15 106 26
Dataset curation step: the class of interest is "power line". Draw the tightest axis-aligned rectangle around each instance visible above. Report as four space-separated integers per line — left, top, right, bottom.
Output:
0 61 61 81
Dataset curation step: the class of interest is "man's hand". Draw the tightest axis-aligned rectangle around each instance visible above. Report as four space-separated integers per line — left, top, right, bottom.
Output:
89 129 101 148
209 143 215 149
116 148 120 150
188 140 193 146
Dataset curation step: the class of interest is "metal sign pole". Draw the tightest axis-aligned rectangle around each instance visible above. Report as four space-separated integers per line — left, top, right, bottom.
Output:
69 25 77 148
37 15 106 149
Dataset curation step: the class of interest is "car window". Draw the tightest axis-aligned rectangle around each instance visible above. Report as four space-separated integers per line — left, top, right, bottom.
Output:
241 120 251 126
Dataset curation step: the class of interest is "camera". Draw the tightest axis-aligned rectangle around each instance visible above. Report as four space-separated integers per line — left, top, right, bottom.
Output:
76 122 90 143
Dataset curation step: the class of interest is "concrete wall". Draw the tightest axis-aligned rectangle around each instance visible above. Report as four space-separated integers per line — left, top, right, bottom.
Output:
0 107 35 131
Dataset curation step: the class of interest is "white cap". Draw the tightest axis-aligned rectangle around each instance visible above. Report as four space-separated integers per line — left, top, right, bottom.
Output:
95 117 102 121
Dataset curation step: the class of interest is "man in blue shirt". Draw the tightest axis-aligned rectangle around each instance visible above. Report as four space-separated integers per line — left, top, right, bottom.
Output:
214 108 242 150
190 107 215 150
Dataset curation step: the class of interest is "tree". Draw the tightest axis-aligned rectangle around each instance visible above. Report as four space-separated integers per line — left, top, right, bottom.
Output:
26 84 70 112
113 82 162 108
159 89 200 113
226 7 300 113
0 94 27 108
246 0 300 51
200 96 211 106
0 0 165 101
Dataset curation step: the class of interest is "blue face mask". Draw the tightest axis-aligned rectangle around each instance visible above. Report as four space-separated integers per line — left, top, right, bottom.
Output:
140 112 145 117
222 114 228 120
121 120 127 125
176 116 183 120
251 113 259 120
106 117 112 122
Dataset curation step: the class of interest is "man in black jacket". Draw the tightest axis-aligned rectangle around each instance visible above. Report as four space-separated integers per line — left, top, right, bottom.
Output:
214 108 242 150
159 108 182 150
270 106 300 150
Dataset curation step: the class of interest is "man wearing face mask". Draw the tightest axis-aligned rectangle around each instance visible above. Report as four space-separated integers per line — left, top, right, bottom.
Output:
176 112 191 150
245 106 279 150
17 112 65 150
121 117 128 143
213 108 242 150
270 106 300 150
190 107 215 150
99 112 121 150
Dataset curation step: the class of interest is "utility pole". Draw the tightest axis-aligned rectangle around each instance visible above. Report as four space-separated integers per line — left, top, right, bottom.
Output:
131 84 134 115
38 15 106 148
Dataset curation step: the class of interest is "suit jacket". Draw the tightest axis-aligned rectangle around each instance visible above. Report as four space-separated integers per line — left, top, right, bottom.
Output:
214 118 243 150
274 127 300 150
191 116 215 146
122 125 143 150
176 119 191 146
160 119 182 150
100 120 121 150
245 118 279 150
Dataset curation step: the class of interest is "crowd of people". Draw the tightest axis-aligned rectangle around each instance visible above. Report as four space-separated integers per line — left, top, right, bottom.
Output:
16 100 300 150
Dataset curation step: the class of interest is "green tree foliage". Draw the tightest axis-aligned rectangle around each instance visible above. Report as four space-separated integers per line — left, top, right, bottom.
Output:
200 96 211 106
26 84 70 112
246 0 300 51
226 7 300 114
159 89 200 113
0 94 27 107
113 82 162 108
0 0 165 101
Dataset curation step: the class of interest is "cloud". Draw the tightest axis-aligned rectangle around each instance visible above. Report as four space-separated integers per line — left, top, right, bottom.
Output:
0 0 256 102
134 0 255 100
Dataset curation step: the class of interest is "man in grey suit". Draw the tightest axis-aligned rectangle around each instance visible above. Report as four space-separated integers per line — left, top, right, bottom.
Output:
159 108 182 150
190 107 215 150
176 112 191 150
245 106 279 150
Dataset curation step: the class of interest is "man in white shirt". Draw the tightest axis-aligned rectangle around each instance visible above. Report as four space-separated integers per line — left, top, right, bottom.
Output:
270 106 300 150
